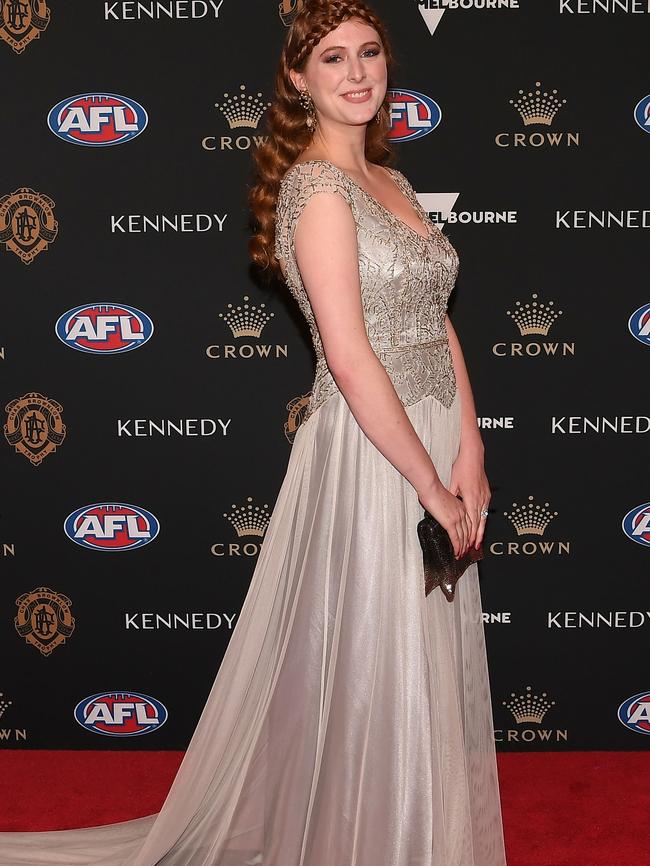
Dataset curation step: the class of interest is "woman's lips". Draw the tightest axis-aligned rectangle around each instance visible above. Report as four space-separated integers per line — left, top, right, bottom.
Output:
341 88 372 103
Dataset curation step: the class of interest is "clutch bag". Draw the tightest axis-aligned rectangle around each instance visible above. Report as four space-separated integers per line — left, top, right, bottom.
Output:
417 504 484 602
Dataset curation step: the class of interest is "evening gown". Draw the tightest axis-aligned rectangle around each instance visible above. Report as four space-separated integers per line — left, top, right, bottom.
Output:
0 160 507 866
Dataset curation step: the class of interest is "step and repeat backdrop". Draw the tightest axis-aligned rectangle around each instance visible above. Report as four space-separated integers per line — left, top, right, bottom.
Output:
1 1 648 752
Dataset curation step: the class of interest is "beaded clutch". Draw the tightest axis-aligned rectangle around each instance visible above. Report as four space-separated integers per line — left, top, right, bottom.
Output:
417 505 484 602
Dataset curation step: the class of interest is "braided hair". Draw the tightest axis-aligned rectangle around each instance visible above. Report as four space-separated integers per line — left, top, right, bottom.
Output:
248 0 396 282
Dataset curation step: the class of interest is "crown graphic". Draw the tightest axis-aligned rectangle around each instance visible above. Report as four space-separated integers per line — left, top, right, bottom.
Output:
503 495 558 536
0 693 12 720
215 84 272 129
503 686 556 724
223 497 271 537
509 81 566 126
218 295 275 338
506 293 563 336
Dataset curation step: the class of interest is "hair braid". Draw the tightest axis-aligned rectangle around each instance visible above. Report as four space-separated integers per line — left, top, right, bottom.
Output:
248 0 397 283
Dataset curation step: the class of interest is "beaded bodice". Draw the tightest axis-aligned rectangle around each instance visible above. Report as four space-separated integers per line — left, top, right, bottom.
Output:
274 159 459 424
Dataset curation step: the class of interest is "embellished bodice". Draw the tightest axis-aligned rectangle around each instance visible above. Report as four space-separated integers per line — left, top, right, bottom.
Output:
274 159 459 424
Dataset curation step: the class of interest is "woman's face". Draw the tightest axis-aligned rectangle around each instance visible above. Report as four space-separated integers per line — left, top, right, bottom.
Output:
290 17 387 130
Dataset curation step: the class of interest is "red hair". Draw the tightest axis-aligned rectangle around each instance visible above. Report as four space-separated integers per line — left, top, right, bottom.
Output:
248 0 397 283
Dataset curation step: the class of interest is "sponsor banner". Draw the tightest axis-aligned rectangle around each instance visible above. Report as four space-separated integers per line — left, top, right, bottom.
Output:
1 0 646 754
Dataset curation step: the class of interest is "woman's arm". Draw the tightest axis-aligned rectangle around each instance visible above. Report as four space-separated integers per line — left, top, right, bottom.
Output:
444 312 490 548
443 313 484 457
293 190 472 555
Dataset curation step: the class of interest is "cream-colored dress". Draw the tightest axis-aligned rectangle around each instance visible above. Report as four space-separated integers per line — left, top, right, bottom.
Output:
0 160 507 866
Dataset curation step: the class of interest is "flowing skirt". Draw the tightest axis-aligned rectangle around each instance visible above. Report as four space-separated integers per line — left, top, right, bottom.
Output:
0 388 507 866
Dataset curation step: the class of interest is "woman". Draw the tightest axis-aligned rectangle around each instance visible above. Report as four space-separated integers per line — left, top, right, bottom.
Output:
0 2 507 864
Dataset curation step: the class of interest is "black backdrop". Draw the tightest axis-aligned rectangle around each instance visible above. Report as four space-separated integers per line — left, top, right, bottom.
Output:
1 0 649 752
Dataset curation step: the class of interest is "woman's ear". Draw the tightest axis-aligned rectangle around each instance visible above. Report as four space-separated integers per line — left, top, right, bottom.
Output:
289 70 305 93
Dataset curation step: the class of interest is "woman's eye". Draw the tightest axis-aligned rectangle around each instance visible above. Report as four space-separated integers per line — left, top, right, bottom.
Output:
324 48 380 63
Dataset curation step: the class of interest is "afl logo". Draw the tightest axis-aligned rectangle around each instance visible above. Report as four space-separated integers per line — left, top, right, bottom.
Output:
633 95 650 133
47 93 148 146
628 303 650 347
64 503 160 552
74 691 167 737
55 303 154 354
388 89 441 142
621 502 650 547
617 691 650 735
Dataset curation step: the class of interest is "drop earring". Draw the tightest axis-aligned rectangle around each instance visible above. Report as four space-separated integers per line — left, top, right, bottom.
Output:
298 88 317 131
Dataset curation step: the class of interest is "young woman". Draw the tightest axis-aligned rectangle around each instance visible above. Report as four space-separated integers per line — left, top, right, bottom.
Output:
0 2 507 864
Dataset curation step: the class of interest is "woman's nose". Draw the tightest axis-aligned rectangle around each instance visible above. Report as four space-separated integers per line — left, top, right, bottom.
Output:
346 58 365 82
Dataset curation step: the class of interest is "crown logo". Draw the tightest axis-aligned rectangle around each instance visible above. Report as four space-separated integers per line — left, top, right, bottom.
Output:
509 81 566 126
0 692 12 720
215 84 272 130
503 686 556 724
218 295 275 339
506 293 563 336
223 497 271 537
503 495 558 536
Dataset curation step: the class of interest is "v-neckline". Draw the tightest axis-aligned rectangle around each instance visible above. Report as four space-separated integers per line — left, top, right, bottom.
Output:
292 159 432 242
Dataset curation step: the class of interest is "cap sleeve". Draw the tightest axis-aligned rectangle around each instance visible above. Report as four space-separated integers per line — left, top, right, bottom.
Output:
274 161 355 286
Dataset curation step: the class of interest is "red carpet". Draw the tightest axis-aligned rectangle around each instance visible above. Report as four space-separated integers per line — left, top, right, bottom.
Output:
1 751 648 865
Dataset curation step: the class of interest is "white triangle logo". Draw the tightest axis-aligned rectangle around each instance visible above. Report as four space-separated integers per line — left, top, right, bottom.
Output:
419 7 445 36
415 193 460 229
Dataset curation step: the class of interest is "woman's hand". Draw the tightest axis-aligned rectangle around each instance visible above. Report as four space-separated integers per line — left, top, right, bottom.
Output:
448 442 491 551
417 481 472 559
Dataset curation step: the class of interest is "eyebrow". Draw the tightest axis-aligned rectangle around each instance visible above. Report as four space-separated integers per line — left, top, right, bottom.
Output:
319 41 380 56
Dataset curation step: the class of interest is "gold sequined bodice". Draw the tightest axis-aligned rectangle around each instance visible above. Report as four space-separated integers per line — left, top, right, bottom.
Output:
274 159 459 424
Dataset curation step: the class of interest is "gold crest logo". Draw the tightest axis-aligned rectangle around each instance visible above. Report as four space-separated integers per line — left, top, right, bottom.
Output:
4 392 66 465
0 187 58 264
15 586 75 656
0 1 51 53
284 393 310 443
278 0 304 26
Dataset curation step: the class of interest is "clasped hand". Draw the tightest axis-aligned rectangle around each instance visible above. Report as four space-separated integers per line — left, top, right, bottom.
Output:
448 444 490 554
418 443 490 559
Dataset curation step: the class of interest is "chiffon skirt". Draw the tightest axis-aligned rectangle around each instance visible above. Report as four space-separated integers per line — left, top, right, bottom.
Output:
0 387 507 866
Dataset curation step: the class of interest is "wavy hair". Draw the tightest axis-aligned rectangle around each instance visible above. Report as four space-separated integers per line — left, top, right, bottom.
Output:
248 0 396 283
